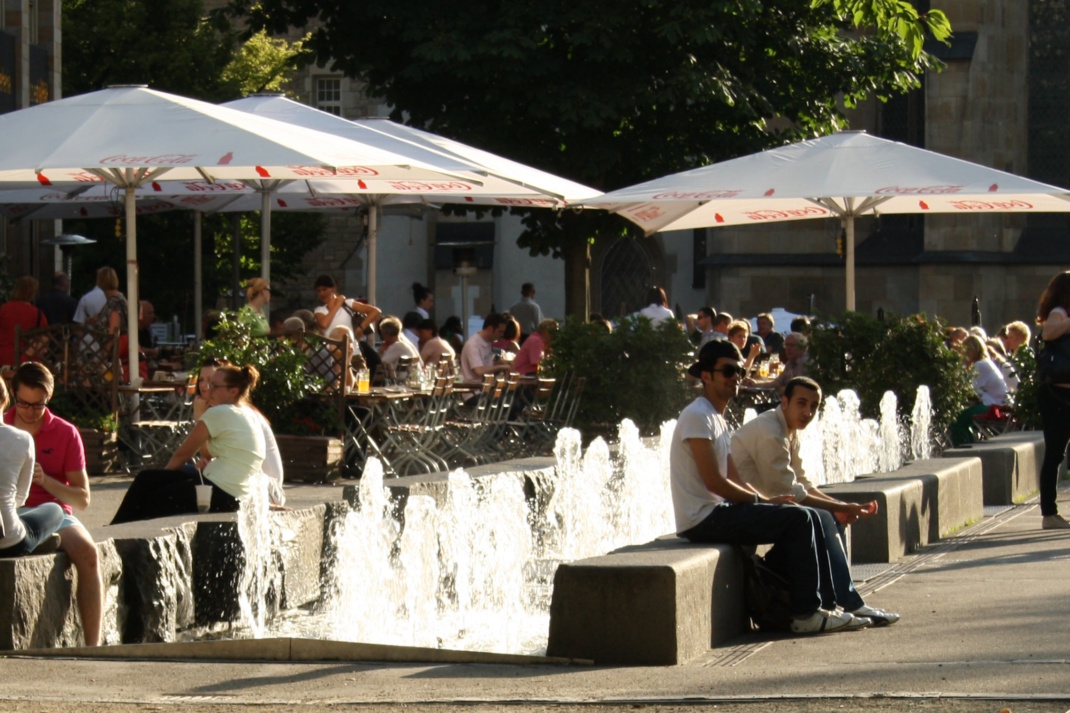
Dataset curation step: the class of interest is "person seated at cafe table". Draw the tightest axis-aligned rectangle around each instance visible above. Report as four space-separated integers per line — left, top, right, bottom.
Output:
512 318 558 377
747 332 811 396
460 313 512 383
727 320 762 376
417 319 455 374
756 312 785 358
111 364 266 524
378 317 421 382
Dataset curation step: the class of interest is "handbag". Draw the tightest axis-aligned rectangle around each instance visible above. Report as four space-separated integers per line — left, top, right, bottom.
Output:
1036 333 1070 384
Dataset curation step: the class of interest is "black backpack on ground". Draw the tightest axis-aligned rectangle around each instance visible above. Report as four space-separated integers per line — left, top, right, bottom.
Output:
738 548 794 632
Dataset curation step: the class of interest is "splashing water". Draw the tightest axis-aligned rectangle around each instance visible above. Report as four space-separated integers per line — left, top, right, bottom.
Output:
910 385 933 460
878 391 904 472
237 474 278 638
237 391 937 653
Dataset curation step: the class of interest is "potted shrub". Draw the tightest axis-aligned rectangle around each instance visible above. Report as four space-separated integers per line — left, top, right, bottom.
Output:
47 389 120 475
543 314 695 439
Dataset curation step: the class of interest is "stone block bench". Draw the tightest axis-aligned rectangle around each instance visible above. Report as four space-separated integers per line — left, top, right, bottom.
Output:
546 537 746 665
823 456 984 563
943 431 1044 505
0 503 341 651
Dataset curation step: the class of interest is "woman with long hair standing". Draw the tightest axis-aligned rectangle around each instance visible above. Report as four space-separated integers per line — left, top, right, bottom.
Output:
1035 271 1070 529
111 364 266 524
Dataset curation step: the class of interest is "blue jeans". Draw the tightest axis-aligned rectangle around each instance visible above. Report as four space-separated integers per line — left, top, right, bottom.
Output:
681 502 864 616
0 502 65 557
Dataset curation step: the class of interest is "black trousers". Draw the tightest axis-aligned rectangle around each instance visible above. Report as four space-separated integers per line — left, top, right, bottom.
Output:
110 469 239 525
1038 383 1070 516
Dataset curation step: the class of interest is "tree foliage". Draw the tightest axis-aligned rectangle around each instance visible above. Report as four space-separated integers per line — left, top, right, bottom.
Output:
60 0 324 323
543 316 696 436
223 0 950 260
805 311 974 436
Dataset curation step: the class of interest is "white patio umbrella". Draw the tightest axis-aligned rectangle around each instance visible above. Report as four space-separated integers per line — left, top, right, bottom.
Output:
0 85 459 378
223 95 601 304
579 131 1070 310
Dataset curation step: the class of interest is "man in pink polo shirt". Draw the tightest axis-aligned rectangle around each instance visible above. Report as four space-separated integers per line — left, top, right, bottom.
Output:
512 318 557 376
6 362 102 646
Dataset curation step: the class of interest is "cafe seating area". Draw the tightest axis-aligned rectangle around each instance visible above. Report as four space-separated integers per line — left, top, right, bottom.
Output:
9 324 584 479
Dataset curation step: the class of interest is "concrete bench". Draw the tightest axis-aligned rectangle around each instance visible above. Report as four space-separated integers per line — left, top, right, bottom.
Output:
943 431 1044 505
823 456 984 563
0 504 339 651
546 537 746 666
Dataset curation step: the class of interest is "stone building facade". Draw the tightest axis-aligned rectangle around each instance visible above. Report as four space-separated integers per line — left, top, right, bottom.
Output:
622 0 1067 332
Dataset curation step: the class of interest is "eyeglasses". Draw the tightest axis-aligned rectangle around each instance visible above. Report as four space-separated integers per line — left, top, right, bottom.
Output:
208 381 233 391
712 364 744 379
15 399 48 410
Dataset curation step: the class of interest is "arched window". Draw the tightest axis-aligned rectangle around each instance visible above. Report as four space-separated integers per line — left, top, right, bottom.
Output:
599 237 654 319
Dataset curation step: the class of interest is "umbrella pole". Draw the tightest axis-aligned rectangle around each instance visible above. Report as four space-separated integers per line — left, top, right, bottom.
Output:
261 190 271 283
194 212 203 341
125 182 141 384
368 205 378 304
845 216 856 312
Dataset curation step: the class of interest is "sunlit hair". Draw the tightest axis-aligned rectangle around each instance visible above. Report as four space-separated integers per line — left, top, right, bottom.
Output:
379 317 402 339
1005 320 1031 342
963 335 987 362
214 364 260 401
727 319 750 338
96 266 119 291
246 277 270 302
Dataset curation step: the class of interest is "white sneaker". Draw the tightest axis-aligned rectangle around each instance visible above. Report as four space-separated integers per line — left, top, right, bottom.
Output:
851 604 900 626
791 608 870 635
1042 514 1070 530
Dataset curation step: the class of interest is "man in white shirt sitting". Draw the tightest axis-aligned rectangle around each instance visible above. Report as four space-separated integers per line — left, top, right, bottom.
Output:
460 313 511 383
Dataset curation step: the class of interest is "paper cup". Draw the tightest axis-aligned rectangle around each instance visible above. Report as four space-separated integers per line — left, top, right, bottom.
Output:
195 484 213 513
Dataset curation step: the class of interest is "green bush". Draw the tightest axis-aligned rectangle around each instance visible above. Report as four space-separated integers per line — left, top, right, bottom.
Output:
805 312 974 436
197 314 342 436
1007 347 1040 430
543 314 695 436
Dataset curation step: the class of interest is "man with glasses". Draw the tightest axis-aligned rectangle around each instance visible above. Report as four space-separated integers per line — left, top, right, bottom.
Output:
5 362 103 646
669 339 871 635
731 376 899 626
772 332 809 395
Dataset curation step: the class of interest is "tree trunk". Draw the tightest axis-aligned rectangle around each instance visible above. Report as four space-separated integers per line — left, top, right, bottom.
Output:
563 238 591 320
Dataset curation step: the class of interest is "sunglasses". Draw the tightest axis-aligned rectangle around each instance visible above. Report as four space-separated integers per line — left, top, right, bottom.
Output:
710 364 745 378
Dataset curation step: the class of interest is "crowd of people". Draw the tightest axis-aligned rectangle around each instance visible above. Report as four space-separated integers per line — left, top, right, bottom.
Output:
6 265 1070 649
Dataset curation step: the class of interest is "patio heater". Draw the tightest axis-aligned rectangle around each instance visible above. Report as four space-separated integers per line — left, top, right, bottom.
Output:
40 233 97 291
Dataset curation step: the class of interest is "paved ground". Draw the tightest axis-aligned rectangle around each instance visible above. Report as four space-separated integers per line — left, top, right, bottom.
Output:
2 476 1070 712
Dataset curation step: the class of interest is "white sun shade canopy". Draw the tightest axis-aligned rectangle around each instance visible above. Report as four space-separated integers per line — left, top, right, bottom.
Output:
580 131 1070 235
0 85 456 186
223 94 601 205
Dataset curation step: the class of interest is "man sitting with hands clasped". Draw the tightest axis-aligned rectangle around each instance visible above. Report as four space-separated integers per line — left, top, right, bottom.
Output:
730 375 899 626
670 339 876 634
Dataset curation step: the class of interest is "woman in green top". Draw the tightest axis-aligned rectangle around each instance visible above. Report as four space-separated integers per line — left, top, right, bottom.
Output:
110 364 265 524
238 278 271 337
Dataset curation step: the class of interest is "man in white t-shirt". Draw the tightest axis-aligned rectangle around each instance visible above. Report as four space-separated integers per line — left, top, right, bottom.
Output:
669 339 872 635
72 267 110 325
312 275 381 339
